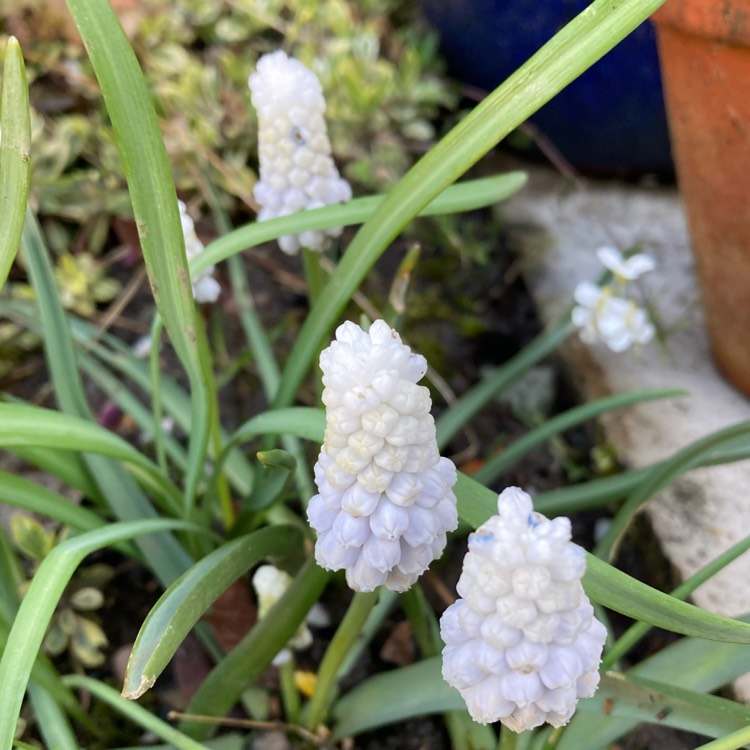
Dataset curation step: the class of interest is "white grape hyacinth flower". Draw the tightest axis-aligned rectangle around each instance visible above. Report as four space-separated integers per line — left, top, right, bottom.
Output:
177 200 220 303
572 282 655 352
248 50 352 256
307 320 458 593
596 245 656 282
441 487 606 731
252 565 328 665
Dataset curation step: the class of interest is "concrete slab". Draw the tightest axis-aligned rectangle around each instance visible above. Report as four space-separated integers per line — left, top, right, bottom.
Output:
500 166 750 697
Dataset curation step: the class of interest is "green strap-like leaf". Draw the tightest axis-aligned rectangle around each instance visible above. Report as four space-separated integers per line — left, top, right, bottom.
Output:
0 471 104 533
63 0 211 512
183 558 330 740
193 173 528 278
331 657 463 740
584 554 750 644
64 676 207 750
122 525 304 700
472 388 687 484
560 614 750 749
0 37 30 293
270 0 667 410
0 519 207 749
0 403 183 517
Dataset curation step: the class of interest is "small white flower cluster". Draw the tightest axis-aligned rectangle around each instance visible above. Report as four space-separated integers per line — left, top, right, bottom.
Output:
177 200 220 304
441 487 606 731
572 246 656 352
252 565 328 665
248 51 352 255
307 320 458 593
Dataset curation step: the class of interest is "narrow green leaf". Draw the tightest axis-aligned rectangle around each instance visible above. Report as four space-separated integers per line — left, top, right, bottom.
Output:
473 388 687 485
437 321 573 450
0 471 105 532
560 615 750 749
0 403 183 516
575 672 750 740
63 0 211 513
532 436 750 515
6 445 104 504
27 683 80 750
271 0 666 410
584 554 750 643
230 408 326 445
63 676 207 750
331 657 463 740
194 173 528 278
183 558 329 740
0 519 206 749
212 408 325 492
695 726 750 750
596 421 750 560
123 525 304 700
0 36 30 292
19 210 194 586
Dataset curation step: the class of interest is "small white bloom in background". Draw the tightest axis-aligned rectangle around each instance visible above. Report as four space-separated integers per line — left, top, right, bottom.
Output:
248 50 352 256
596 246 656 282
572 282 655 352
177 200 221 304
252 565 327 665
440 487 606 731
307 320 458 593
132 335 153 359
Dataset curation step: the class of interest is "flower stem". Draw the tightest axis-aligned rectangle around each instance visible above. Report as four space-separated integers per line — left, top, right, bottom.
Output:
499 727 520 750
279 657 300 724
304 590 379 732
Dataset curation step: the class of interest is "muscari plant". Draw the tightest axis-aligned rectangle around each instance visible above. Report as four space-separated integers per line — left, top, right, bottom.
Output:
3 1 750 749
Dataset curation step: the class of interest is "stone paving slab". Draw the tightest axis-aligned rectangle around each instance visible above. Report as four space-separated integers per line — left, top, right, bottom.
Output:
501 165 750 698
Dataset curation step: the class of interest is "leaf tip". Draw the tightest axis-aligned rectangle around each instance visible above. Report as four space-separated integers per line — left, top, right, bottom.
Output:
121 673 156 701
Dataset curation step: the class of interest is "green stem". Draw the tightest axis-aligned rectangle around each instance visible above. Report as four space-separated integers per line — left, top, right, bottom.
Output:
305 590 379 732
499 727 520 750
302 248 326 309
279 657 301 724
400 586 438 657
302 248 326 402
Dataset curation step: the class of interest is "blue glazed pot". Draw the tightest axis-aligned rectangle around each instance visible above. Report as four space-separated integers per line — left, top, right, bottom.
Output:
421 0 673 174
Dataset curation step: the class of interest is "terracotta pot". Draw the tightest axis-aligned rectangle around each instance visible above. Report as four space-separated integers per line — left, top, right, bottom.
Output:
652 1 750 396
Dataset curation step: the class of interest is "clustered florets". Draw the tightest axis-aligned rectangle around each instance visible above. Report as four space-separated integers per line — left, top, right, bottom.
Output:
572 246 656 352
306 320 458 593
177 200 220 304
248 50 352 255
440 487 606 731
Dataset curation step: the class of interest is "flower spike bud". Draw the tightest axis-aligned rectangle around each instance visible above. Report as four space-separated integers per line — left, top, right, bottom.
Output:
248 50 352 255
177 200 220 303
441 487 606 731
307 320 458 593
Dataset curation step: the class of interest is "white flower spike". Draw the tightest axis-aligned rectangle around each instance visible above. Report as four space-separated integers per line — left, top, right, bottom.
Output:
248 50 352 255
177 200 221 303
596 246 656 282
307 320 458 593
441 487 606 731
572 282 655 352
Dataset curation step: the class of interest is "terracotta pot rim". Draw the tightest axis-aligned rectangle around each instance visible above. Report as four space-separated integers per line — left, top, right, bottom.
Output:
652 1 750 47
